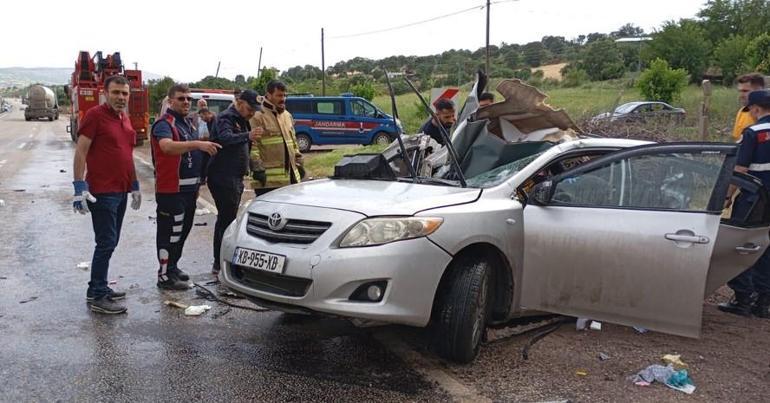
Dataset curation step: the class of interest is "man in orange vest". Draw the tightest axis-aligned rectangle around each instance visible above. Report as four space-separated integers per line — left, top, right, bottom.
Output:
732 73 766 141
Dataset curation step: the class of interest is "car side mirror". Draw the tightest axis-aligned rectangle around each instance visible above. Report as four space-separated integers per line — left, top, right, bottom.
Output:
531 181 554 205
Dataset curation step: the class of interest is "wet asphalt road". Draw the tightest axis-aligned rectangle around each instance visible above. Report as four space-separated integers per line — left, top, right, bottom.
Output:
0 104 449 402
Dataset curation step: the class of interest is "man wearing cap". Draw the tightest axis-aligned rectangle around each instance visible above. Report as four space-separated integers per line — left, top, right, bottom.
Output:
720 89 770 319
208 89 263 277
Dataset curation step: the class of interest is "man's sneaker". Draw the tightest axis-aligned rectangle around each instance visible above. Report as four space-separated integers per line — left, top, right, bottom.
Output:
86 289 127 302
157 276 191 290
88 297 127 315
168 267 190 281
718 294 753 317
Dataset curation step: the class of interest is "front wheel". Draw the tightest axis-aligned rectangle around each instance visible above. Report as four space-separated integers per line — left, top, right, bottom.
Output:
372 132 392 146
433 256 491 363
296 133 311 153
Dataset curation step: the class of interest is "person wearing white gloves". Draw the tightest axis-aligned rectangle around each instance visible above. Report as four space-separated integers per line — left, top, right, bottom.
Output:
72 75 141 315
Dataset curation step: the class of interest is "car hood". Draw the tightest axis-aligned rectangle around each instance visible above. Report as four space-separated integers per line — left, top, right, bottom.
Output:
257 178 481 216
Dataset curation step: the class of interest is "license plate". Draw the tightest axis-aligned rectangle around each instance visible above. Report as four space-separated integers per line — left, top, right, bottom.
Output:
233 247 286 274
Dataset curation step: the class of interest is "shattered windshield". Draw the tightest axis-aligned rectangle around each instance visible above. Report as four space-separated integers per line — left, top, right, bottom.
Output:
466 152 544 188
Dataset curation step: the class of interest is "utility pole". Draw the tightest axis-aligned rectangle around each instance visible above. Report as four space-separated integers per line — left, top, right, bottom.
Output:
215 61 221 78
321 28 326 96
257 46 263 79
485 0 491 79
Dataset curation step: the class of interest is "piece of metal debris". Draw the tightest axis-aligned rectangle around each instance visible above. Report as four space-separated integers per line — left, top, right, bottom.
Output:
76 261 90 271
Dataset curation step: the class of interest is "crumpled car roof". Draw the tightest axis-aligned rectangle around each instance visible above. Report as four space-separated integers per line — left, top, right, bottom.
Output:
475 79 583 141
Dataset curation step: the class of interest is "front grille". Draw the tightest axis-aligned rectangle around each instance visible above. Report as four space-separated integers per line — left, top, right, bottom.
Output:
246 213 331 244
230 264 312 297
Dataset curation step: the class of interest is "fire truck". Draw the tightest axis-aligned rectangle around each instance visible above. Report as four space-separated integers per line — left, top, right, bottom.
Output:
65 51 150 145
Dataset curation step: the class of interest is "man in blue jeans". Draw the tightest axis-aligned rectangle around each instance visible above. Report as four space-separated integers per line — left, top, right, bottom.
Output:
72 75 142 314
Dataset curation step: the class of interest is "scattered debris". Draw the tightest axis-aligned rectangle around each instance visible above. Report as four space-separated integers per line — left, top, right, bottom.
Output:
598 352 611 361
19 296 38 304
164 300 188 309
192 282 270 312
576 370 588 376
13 189 25 192
521 317 573 360
576 317 590 330
193 222 208 226
108 280 117 286
195 208 211 216
184 304 212 316
0 276 7 280
589 321 602 331
633 326 649 334
0 199 5 207
129 283 140 289
630 364 695 394
76 261 90 271
148 216 156 220
59 169 66 173
662 354 688 370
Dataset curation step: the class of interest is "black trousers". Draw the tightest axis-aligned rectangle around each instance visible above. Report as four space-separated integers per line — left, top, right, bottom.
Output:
208 176 244 270
156 192 197 279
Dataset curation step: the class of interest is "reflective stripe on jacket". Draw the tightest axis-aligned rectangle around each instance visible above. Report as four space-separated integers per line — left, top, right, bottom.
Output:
249 101 301 189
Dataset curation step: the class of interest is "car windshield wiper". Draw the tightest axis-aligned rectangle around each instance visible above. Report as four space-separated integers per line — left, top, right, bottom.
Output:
397 176 460 187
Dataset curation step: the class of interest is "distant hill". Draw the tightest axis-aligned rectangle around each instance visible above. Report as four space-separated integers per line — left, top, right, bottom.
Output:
0 67 162 88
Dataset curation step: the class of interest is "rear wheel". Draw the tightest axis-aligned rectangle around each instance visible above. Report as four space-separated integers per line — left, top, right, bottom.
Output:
48 116 54 121
372 131 392 146
70 118 79 142
296 133 311 153
434 256 491 363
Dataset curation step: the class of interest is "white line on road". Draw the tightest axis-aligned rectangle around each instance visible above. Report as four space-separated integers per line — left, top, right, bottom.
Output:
17 142 26 149
373 332 492 403
133 154 218 214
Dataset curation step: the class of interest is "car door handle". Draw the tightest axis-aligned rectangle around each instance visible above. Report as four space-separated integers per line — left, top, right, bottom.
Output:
664 233 710 244
735 244 762 254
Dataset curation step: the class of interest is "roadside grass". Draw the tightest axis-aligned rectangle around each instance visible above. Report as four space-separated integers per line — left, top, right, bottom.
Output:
316 80 740 179
304 144 388 178
371 81 740 140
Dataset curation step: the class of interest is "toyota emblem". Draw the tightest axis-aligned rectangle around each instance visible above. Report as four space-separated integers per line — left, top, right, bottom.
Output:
267 212 287 231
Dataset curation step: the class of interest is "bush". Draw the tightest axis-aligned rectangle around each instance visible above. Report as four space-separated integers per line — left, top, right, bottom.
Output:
562 67 589 88
746 33 770 74
351 81 376 101
637 58 689 104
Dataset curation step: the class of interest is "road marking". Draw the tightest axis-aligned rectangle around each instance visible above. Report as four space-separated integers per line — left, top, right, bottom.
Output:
133 154 218 214
373 332 491 403
17 142 26 149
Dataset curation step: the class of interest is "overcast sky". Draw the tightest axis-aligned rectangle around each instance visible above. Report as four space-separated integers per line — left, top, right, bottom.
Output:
1 0 705 82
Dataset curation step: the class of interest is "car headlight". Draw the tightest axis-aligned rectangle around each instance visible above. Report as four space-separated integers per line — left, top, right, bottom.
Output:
338 217 443 248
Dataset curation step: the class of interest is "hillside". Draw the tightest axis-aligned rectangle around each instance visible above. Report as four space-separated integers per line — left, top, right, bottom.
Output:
0 67 162 88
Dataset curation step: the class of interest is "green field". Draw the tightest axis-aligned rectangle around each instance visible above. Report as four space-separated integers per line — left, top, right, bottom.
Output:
370 80 740 139
306 80 741 177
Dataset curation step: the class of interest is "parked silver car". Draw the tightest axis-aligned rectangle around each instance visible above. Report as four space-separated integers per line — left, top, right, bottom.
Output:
220 80 770 363
591 101 686 124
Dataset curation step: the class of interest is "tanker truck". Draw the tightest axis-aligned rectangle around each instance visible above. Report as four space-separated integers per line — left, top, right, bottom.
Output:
24 85 59 121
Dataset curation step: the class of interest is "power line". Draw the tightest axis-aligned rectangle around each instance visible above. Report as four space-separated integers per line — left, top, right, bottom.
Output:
329 0 519 39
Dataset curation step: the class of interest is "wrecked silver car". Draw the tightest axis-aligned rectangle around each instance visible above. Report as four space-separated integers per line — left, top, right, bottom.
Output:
220 77 770 363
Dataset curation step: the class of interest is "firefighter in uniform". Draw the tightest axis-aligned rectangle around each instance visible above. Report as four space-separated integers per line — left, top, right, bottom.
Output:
720 89 770 318
249 80 303 195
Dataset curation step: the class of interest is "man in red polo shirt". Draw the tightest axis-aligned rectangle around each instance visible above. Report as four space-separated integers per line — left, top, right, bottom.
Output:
72 75 141 315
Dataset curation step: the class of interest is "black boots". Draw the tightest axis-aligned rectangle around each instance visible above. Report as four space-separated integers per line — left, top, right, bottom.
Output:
751 294 770 318
718 293 754 317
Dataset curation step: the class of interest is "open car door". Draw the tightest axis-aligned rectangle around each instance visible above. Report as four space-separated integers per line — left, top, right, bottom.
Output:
520 142 770 337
